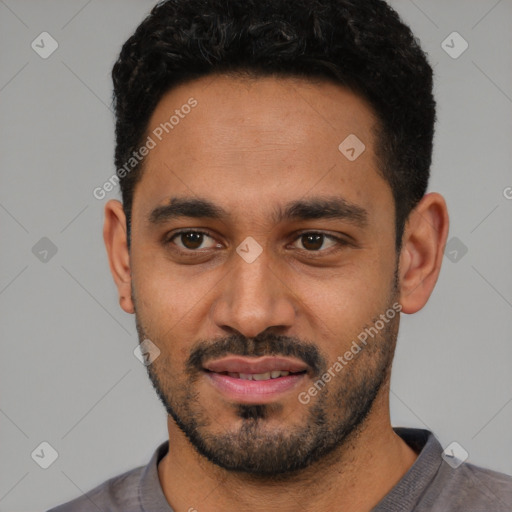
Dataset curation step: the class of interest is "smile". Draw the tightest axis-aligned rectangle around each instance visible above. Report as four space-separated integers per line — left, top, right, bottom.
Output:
202 356 309 403
217 370 295 380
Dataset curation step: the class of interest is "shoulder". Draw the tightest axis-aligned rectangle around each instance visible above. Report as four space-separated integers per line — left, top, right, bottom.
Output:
423 461 512 511
390 428 512 512
46 464 144 512
46 440 169 512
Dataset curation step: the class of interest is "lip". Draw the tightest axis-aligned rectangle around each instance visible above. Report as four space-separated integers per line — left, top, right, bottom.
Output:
205 371 306 404
203 356 309 374
203 356 309 404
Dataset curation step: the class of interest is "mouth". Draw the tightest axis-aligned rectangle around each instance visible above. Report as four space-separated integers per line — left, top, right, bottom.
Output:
207 370 303 380
203 356 309 403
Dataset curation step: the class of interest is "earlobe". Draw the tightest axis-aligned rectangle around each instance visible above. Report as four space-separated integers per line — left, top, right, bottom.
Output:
103 200 135 314
398 193 449 314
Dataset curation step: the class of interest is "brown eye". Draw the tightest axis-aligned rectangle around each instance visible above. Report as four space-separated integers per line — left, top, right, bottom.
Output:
293 232 341 252
169 230 218 251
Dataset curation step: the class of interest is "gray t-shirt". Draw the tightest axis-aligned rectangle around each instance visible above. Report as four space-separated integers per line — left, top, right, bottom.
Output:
47 428 512 511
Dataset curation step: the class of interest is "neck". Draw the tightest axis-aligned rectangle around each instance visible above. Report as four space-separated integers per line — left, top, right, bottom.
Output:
157 385 418 512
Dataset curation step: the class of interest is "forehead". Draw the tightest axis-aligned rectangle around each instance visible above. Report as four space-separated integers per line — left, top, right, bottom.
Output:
133 74 392 226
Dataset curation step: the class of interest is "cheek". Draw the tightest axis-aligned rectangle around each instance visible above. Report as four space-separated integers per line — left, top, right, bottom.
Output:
307 291 376 348
131 246 187 311
131 257 217 359
130 261 185 346
292 263 395 351
300 257 391 305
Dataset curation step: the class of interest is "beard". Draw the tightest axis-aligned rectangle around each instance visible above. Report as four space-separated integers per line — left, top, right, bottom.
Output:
134 282 400 477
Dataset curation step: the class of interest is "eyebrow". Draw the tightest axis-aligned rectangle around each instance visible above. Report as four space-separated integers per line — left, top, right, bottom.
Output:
148 196 368 227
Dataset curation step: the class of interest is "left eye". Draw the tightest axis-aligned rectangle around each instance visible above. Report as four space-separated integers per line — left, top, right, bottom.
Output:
291 232 340 252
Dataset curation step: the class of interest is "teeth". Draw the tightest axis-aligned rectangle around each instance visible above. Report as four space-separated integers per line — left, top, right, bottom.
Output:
232 371 291 380
253 372 271 381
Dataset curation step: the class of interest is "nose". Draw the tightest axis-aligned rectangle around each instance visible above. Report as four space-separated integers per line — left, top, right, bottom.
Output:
210 246 297 339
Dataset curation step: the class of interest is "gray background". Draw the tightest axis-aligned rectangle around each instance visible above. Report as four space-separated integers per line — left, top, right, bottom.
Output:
1 1 511 510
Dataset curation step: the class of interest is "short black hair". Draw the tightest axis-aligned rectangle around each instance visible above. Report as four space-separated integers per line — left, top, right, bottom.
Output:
112 0 435 250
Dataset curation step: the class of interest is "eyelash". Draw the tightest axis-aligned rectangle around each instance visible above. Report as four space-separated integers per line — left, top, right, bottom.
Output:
165 229 349 255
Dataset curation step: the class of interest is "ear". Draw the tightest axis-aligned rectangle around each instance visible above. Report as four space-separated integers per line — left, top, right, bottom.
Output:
398 192 449 314
103 200 135 314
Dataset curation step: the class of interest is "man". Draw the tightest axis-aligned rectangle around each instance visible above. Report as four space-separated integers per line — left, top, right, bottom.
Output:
48 0 512 510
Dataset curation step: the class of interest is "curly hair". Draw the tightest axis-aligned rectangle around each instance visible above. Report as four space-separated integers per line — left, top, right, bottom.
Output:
112 0 435 250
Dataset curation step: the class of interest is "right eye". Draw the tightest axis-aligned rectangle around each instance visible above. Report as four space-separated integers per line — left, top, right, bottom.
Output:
166 229 221 252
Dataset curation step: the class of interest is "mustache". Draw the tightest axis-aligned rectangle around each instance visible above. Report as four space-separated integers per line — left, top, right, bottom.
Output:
186 332 326 377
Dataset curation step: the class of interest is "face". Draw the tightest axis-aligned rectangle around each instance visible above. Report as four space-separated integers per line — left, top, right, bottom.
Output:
128 75 400 475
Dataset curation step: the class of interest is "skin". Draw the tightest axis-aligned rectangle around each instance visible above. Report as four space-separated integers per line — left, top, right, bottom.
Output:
103 74 449 512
